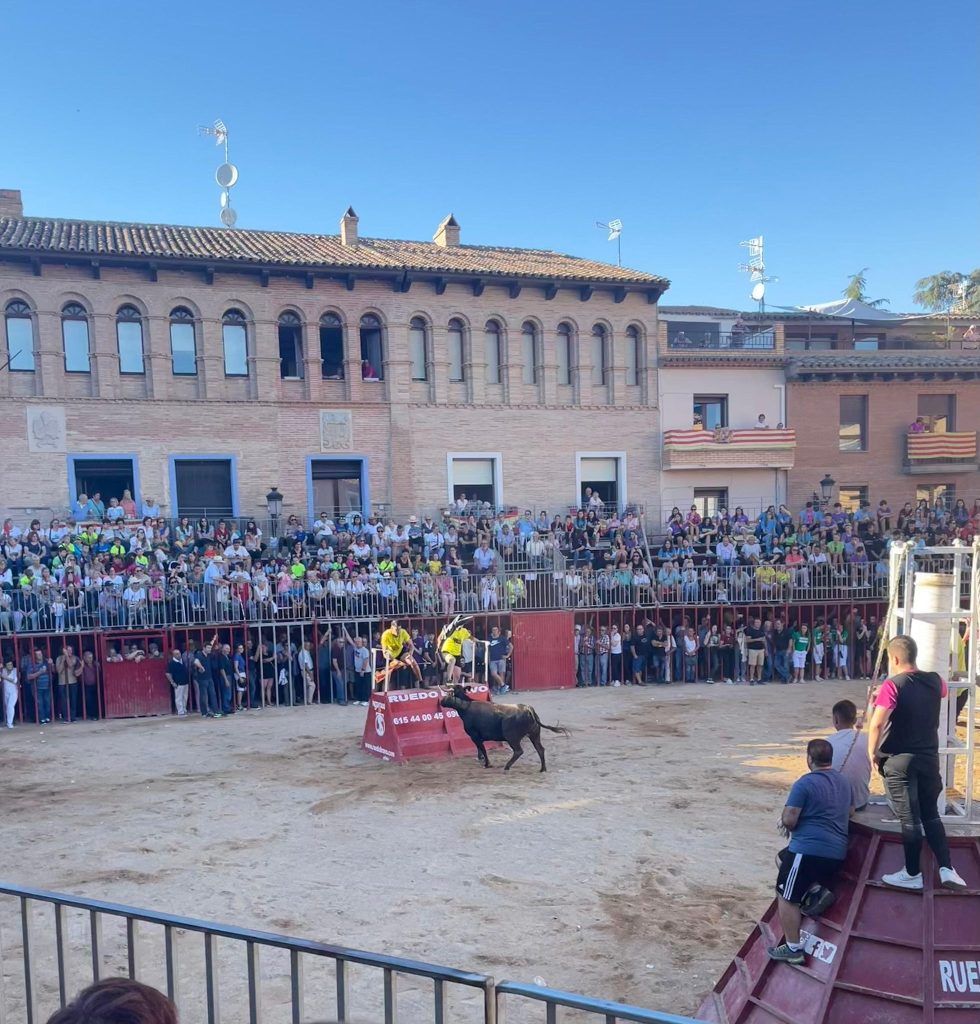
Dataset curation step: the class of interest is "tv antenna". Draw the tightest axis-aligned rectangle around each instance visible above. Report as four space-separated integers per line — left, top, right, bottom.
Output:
595 219 623 265
738 235 778 312
198 118 239 227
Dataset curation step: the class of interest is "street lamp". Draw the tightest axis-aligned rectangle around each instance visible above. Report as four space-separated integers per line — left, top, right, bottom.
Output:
266 486 283 539
819 474 835 506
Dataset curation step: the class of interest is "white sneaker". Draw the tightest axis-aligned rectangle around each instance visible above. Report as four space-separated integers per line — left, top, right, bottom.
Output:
882 869 923 890
724 678 733 685
940 867 967 891
612 681 621 686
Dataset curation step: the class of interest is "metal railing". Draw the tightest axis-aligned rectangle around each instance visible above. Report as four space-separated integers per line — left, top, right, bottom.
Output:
0 562 899 638
0 882 704 1024
665 330 775 351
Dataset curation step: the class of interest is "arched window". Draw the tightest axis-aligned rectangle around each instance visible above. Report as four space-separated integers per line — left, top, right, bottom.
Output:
115 305 145 375
521 322 538 385
4 300 35 372
222 309 248 377
625 325 641 386
61 303 91 373
484 320 502 385
278 311 304 379
409 317 429 381
591 324 608 385
319 312 345 380
360 314 384 380
447 318 465 382
557 322 573 385
169 307 197 376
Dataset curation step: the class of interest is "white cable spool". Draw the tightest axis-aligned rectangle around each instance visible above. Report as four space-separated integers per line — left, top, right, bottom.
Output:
909 571 957 806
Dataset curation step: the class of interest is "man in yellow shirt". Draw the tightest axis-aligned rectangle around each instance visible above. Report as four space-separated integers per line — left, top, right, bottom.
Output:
375 619 422 690
439 622 472 685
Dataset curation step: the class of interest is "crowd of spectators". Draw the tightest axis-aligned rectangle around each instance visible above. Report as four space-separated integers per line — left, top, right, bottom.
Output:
571 610 887 686
0 489 976 636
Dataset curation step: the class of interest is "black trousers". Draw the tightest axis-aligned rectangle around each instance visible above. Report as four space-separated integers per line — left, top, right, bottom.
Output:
882 752 951 875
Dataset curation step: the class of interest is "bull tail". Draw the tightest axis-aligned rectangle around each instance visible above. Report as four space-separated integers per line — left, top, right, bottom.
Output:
526 705 571 737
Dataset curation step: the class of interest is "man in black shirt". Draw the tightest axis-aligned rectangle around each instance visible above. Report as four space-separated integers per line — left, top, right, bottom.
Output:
650 625 669 684
744 617 767 685
633 626 653 686
165 648 189 717
868 635 966 891
193 641 220 718
772 620 792 684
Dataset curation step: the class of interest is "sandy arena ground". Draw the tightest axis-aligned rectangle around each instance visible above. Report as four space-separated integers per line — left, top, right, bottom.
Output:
0 680 934 1021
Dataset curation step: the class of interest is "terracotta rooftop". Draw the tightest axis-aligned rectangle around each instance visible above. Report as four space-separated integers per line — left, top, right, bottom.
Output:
0 215 669 288
787 351 980 377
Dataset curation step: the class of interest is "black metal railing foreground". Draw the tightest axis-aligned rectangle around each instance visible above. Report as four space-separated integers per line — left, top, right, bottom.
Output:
0 883 704 1024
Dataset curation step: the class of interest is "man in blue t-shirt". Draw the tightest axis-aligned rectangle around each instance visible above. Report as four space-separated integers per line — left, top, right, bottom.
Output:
768 738 852 965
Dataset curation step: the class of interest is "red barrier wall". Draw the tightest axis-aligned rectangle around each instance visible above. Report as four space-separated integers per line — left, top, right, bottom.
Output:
361 685 495 762
511 611 576 689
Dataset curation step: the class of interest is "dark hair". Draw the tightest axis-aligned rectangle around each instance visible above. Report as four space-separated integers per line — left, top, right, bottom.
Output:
832 699 858 727
46 978 178 1024
888 634 917 664
807 738 834 767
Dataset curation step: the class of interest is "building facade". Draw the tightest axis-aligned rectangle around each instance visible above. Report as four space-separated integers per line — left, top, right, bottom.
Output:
2 186 978 526
0 191 668 522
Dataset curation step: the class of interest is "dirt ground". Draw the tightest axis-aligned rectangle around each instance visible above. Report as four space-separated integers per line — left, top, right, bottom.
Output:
0 680 923 1021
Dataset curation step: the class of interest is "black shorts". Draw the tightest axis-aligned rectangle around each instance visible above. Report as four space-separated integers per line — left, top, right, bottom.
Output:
775 847 843 904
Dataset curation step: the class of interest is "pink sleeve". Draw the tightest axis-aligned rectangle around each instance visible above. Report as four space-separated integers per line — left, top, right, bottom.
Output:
875 679 899 710
940 677 948 698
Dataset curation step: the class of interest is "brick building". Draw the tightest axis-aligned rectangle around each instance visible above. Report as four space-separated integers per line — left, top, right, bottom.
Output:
2 185 978 524
0 190 668 521
786 353 980 512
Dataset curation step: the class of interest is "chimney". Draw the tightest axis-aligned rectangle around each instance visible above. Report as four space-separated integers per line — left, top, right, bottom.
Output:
433 214 460 248
340 206 359 247
0 189 23 218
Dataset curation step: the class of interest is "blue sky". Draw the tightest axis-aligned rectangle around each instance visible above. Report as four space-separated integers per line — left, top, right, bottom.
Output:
4 1 977 311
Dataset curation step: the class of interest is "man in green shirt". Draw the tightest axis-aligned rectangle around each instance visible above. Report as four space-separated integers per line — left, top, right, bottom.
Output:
790 624 810 683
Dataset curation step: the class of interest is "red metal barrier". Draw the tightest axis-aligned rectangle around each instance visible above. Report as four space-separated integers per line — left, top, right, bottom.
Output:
698 822 980 1023
98 631 172 718
361 684 495 762
511 611 576 690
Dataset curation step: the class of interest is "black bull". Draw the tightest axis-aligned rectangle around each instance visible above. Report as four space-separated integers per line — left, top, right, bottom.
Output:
439 685 570 771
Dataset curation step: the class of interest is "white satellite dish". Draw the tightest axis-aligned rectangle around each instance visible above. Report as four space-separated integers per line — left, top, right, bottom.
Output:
220 206 238 227
220 190 230 209
751 281 766 302
216 163 239 189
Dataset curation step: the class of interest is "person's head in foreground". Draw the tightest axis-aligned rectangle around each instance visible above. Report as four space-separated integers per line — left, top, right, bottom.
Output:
46 978 178 1024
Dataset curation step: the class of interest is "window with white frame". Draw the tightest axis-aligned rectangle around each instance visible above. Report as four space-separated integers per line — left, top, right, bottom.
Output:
222 308 248 377
5 300 35 371
62 303 91 373
116 305 145 375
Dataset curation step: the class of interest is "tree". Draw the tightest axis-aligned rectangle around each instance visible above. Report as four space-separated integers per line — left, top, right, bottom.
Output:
843 268 889 308
914 269 980 315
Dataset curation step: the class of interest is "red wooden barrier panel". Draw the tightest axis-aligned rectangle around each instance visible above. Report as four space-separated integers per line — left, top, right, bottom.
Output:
99 630 173 718
511 610 575 690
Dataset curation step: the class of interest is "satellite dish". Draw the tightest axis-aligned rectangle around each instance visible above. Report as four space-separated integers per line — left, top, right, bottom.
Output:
220 206 238 227
751 282 766 302
216 163 239 189
220 190 230 209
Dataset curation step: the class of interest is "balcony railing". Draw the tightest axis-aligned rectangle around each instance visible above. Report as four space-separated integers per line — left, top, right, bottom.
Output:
905 431 978 473
666 330 775 351
662 428 797 471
